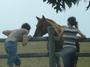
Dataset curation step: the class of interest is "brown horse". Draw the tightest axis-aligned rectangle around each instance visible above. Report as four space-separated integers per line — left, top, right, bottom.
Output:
34 16 62 37
33 15 79 67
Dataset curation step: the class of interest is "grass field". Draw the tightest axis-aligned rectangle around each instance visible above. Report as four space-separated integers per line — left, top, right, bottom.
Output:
0 41 90 67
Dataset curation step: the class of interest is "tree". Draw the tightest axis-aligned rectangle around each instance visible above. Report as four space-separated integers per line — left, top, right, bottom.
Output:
43 0 90 13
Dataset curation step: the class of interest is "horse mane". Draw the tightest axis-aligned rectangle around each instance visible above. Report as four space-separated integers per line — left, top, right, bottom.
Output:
46 18 62 35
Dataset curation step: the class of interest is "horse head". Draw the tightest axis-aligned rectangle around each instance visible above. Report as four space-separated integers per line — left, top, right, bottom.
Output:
33 15 62 37
33 15 51 37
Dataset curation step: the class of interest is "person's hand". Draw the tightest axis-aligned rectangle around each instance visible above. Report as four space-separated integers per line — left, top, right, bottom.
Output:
28 35 32 40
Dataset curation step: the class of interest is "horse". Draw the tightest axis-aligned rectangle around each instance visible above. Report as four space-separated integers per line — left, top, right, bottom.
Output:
33 15 79 67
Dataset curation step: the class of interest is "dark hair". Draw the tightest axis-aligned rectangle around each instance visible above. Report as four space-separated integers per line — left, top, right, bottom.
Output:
67 16 78 29
21 23 31 30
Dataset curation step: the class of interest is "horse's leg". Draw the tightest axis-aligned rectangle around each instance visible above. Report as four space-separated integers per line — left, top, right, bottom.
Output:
74 54 79 67
55 56 61 67
47 43 61 67
54 39 63 67
74 41 80 67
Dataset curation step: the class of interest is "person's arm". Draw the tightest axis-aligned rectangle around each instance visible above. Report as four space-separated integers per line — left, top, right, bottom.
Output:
22 35 29 46
21 29 30 46
2 30 12 36
78 29 86 38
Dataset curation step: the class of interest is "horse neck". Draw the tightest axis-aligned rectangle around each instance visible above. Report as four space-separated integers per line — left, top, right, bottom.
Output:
47 19 62 35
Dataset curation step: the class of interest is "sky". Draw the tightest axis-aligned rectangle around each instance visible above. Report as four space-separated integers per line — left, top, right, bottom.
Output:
0 0 90 38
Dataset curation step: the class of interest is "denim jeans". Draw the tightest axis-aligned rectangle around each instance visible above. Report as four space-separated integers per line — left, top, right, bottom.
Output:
5 41 21 67
61 47 77 67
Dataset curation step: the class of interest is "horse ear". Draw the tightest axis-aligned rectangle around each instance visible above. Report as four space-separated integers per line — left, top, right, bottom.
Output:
42 15 46 21
36 16 40 20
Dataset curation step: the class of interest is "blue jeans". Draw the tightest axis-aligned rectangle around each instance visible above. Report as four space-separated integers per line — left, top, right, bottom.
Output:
5 41 21 67
61 47 77 67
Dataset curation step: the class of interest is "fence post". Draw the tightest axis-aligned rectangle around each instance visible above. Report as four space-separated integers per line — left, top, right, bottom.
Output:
48 26 56 67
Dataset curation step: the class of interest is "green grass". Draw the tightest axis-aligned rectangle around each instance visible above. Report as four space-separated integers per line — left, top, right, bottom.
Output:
0 41 90 67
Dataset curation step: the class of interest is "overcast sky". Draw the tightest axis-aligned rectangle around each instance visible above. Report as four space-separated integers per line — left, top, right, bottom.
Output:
0 0 90 38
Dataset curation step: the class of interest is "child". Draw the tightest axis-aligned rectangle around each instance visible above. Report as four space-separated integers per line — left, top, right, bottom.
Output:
2 23 31 67
59 16 86 67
